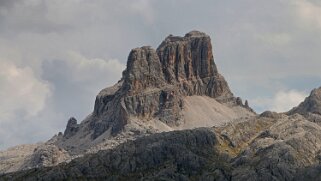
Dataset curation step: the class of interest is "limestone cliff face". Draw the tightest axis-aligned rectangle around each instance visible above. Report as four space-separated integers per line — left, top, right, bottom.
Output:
123 46 166 94
157 31 232 99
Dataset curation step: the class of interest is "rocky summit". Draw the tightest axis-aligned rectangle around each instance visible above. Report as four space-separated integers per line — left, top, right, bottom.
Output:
2 31 321 181
91 30 250 137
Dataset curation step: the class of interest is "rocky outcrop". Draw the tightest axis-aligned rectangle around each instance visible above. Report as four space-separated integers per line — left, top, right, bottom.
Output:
50 31 254 155
20 144 71 170
53 31 255 155
90 30 253 140
63 117 79 139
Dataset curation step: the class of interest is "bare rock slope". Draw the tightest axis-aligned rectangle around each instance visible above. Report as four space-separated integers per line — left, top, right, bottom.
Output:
0 144 39 174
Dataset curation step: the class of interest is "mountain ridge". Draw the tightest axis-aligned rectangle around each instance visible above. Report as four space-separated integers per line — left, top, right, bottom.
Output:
2 31 321 180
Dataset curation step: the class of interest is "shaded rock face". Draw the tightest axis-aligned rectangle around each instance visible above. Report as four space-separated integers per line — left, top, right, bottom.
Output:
63 117 79 139
92 81 128 138
91 31 239 138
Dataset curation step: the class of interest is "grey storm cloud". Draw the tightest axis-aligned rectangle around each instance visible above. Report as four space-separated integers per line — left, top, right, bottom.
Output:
0 0 321 149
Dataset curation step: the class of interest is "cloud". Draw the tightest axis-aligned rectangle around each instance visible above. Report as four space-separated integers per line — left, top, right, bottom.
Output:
41 52 125 128
0 60 52 148
0 53 125 149
255 33 292 46
251 90 308 113
294 0 321 29
64 51 125 83
42 51 125 93
0 60 51 120
130 0 155 24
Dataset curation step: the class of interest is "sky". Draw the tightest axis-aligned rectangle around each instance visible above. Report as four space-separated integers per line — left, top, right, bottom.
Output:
0 0 321 150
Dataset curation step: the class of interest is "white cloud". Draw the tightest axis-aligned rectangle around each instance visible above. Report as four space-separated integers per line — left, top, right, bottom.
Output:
65 51 125 83
0 59 53 148
251 90 308 113
130 0 155 24
0 60 51 120
0 52 125 149
255 33 292 46
294 0 321 29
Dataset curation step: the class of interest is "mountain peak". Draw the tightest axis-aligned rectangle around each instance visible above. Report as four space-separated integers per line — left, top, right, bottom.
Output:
156 31 230 98
289 87 321 115
121 30 233 99
185 30 208 37
90 31 253 137
58 31 254 153
161 31 209 44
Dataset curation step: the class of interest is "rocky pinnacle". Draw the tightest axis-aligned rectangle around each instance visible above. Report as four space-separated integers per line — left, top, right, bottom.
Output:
89 31 243 138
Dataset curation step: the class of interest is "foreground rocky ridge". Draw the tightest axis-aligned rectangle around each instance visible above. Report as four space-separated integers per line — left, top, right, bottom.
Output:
3 112 321 180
